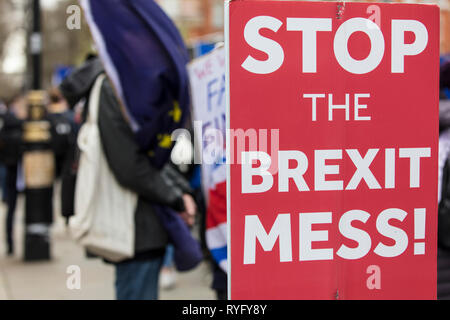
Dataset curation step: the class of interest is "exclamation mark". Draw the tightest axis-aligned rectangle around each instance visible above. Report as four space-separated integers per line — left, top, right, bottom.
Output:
414 208 426 255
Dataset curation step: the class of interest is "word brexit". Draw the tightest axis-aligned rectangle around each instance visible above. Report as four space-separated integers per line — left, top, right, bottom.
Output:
241 147 431 193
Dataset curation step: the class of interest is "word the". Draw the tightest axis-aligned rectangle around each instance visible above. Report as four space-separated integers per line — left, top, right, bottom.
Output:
303 93 371 122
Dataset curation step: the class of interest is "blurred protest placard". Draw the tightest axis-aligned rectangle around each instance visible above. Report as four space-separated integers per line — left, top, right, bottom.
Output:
188 47 227 272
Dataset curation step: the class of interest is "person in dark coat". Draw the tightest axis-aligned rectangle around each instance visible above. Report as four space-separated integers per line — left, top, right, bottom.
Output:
439 56 450 299
0 95 26 256
437 142 450 300
60 57 197 300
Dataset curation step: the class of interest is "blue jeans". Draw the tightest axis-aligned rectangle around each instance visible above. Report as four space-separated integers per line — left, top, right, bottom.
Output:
115 257 163 300
162 244 174 268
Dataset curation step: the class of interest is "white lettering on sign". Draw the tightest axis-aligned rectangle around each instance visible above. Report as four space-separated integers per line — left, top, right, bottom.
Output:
241 16 429 74
243 208 425 264
241 148 431 194
241 151 273 194
315 149 343 191
391 20 428 73
374 208 408 257
336 210 372 260
299 212 333 261
278 150 309 192
333 18 385 74
242 16 284 74
286 18 332 73
303 93 372 122
244 214 292 264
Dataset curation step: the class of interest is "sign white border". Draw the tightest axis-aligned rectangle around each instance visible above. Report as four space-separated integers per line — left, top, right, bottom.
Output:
224 0 232 301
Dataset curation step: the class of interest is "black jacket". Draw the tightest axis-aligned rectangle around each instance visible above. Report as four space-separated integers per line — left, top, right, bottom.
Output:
60 57 192 260
438 157 450 299
0 111 24 166
98 77 191 258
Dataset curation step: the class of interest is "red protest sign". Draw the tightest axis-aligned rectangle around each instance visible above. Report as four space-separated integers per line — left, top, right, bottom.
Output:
226 0 439 300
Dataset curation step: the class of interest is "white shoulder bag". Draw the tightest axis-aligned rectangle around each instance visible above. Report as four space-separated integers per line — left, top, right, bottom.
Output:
70 74 137 262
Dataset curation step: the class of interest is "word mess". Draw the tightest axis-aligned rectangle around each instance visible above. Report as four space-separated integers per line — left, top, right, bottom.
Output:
243 207 427 264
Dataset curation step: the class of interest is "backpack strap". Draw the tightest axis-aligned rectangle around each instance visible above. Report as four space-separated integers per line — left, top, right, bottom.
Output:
87 74 106 124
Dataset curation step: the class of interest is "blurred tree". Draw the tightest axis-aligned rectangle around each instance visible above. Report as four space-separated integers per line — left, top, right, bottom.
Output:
41 0 92 89
0 0 28 100
0 2 15 62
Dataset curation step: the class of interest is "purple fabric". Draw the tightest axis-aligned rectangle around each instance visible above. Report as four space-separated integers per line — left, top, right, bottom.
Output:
85 0 190 167
154 206 203 272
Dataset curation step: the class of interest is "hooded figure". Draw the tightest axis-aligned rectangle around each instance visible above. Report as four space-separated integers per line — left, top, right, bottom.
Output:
59 56 197 300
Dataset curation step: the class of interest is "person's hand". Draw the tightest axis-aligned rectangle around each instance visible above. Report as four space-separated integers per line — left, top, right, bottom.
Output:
179 194 196 227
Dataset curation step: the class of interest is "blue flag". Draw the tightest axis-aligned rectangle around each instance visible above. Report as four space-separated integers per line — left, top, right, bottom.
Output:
80 0 190 168
80 0 203 271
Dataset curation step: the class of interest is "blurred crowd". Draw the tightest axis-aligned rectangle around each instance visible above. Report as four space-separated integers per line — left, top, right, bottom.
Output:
0 53 227 300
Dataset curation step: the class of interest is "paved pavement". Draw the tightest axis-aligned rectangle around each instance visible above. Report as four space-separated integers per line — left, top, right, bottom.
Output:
0 193 216 300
